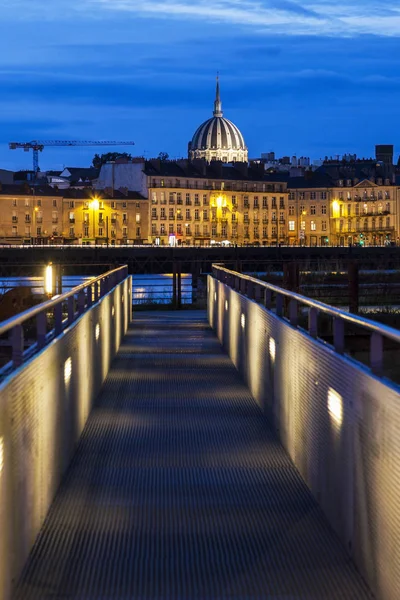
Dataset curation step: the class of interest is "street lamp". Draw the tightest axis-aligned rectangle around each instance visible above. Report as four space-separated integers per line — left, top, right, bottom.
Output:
90 198 99 243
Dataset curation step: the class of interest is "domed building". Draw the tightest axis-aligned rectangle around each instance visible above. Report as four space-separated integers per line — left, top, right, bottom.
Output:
188 78 248 164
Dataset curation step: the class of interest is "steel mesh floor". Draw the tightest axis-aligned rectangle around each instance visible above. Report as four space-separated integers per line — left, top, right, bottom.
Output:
15 311 373 599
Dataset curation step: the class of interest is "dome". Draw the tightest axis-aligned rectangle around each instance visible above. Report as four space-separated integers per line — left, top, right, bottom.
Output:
189 78 248 164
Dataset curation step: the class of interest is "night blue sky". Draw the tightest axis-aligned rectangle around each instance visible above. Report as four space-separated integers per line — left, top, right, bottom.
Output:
1 0 400 171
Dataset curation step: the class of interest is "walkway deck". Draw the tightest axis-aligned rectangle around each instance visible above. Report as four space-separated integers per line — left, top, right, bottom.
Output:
15 311 373 599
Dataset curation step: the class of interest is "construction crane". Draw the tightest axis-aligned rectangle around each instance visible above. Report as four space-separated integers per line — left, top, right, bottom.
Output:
9 140 135 172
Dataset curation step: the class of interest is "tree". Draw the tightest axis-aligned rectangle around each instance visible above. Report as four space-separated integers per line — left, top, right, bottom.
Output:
92 152 133 169
158 152 169 161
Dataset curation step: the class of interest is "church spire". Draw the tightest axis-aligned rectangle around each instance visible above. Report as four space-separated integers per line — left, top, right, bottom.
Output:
213 74 223 117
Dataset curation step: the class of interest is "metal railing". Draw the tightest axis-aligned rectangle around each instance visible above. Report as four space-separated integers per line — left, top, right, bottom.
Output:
0 265 128 378
212 264 400 375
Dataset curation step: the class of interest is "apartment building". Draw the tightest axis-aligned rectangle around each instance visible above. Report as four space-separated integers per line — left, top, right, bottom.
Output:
0 184 148 245
145 160 289 246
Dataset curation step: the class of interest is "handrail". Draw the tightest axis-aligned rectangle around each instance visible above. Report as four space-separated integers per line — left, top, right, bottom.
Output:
0 264 129 378
211 264 397 374
0 265 127 337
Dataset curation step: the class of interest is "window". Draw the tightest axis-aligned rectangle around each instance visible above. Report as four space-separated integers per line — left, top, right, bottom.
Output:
194 194 200 205
123 226 127 236
84 226 89 237
386 202 390 213
123 213 127 223
25 226 30 236
122 201 127 208
203 209 208 220
243 196 249 208
310 221 316 231
12 199 17 207
177 224 182 234
299 192 305 200
37 199 42 207
386 217 390 228
363 203 368 214
212 225 217 236
53 199 57 207
385 191 391 199
69 227 74 236
310 192 316 200
12 226 17 236
289 205 294 216
222 225 227 237
322 220 327 231
321 192 327 200
186 209 191 219
186 193 190 204
300 221 305 231
169 209 174 219
111 201 116 208
99 201 104 209
69 201 74 208
262 227 267 238
300 205 305 214
338 192 344 200
288 220 295 231
203 224 208 235
347 204 351 216
203 194 208 205
289 192 295 200
272 226 277 236
12 212 17 223
195 209 199 220
169 224 174 234
321 205 327 215
151 208 157 219
232 195 237 206
262 196 267 208
310 205 316 215
254 196 259 208
25 198 29 207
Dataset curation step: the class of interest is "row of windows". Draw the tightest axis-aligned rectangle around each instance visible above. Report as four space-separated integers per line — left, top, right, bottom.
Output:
8 199 140 209
151 180 285 193
9 226 140 238
289 190 392 201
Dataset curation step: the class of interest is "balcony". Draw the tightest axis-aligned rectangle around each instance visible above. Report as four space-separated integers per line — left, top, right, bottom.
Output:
52 219 58 224
111 218 117 225
185 200 192 206
69 218 75 224
169 199 175 205
279 219 286 224
12 217 18 223
194 216 201 221
160 216 167 220
253 220 260 225
168 215 175 220
185 216 192 221
36 218 43 224
177 215 183 220
160 200 167 205
262 219 269 225
279 205 285 210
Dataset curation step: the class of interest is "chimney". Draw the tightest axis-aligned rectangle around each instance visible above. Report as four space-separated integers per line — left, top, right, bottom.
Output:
234 161 248 178
376 144 394 165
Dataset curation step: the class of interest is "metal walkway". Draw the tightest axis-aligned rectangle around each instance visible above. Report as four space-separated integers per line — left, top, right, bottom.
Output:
15 312 373 600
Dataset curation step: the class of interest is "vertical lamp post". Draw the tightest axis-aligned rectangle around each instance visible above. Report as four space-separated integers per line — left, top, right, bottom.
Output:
91 198 99 245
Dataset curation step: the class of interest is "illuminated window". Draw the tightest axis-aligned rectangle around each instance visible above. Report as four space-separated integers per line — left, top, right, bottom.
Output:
288 220 295 231
311 221 316 231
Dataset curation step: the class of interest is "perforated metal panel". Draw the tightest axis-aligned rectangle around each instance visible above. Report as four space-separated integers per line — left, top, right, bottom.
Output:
0 276 131 600
209 275 400 600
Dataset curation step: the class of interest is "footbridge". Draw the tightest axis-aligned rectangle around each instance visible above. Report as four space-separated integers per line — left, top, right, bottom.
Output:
0 264 399 599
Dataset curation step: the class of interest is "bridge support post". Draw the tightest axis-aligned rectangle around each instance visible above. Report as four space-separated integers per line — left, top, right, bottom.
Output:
348 261 359 314
11 324 24 367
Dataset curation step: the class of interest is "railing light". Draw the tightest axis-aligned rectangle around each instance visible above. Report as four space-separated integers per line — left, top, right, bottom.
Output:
328 388 343 427
64 357 72 385
112 306 115 317
225 300 228 311
241 313 246 329
269 337 276 362
95 324 100 341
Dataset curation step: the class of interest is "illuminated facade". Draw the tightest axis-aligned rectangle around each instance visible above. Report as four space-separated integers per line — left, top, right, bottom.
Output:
288 176 397 246
188 78 248 164
0 186 148 245
146 162 288 245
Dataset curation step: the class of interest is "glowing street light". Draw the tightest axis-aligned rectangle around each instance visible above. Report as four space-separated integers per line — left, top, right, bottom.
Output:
90 198 100 242
44 263 53 296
